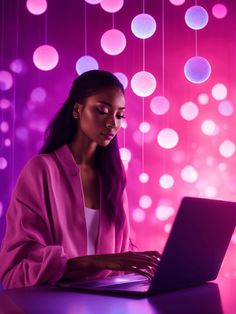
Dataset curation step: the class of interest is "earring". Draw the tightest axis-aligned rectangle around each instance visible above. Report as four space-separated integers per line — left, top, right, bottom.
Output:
73 112 79 119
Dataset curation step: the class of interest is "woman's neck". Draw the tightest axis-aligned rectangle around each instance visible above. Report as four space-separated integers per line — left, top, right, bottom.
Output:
69 136 97 166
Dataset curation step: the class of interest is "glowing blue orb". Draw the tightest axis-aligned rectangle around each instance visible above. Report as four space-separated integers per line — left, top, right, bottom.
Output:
33 45 59 71
100 29 126 55
185 6 209 30
75 56 99 75
131 14 156 39
184 56 211 84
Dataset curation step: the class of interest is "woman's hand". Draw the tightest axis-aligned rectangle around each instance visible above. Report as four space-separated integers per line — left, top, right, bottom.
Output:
63 251 161 281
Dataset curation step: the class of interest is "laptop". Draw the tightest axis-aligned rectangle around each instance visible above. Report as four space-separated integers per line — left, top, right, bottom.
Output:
59 197 236 296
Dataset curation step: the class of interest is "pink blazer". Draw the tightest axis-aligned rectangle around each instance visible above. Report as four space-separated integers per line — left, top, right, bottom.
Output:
0 145 130 289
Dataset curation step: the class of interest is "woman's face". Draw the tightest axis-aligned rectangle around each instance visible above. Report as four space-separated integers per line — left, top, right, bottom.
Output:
74 87 125 146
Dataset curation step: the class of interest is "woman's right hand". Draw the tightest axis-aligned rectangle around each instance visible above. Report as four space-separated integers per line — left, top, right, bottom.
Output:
63 250 161 281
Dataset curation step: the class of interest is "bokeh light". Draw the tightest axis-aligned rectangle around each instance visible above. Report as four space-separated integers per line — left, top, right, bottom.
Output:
180 101 199 121
184 56 211 84
198 93 209 105
30 87 47 102
169 0 185 5
0 99 11 109
100 29 126 55
131 14 156 39
75 55 99 75
114 72 128 89
100 0 123 13
10 59 26 74
181 165 198 183
139 172 149 183
218 100 234 116
159 174 174 189
150 96 170 115
201 119 218 136
155 205 175 221
0 202 3 218
139 195 152 209
204 186 217 198
26 0 47 15
219 140 236 158
139 121 151 133
211 83 227 100
33 45 59 71
16 127 29 141
0 121 9 133
4 138 11 147
185 5 209 30
0 71 13 91
120 147 131 170
132 208 146 222
157 128 179 149
212 4 227 19
0 157 8 170
131 71 156 97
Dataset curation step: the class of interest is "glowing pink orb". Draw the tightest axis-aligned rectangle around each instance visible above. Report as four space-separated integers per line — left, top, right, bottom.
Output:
219 140 236 158
114 72 128 89
159 174 174 189
155 205 174 221
211 83 227 100
201 120 218 136
121 119 127 129
26 0 47 15
0 202 2 217
139 195 152 209
76 55 99 75
150 96 170 115
131 14 156 39
181 165 198 183
185 6 209 30
180 101 199 121
100 0 123 13
0 71 13 91
131 71 156 97
212 4 227 19
4 138 11 147
132 208 146 222
139 172 149 183
139 121 150 133
0 99 11 109
0 121 9 133
0 157 7 170
157 128 179 149
85 0 100 4
198 93 209 105
204 186 217 198
184 56 211 84
169 0 185 5
120 148 131 169
33 45 59 71
101 29 126 55
218 100 234 116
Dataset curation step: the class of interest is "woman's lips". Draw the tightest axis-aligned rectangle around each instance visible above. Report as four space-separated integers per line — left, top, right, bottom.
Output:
102 133 114 140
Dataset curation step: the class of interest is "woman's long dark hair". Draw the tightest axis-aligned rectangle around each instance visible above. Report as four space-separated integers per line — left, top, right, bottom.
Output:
40 70 126 228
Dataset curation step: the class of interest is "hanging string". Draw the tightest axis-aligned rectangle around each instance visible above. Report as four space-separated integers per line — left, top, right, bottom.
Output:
44 8 48 44
141 0 146 176
112 13 115 28
84 1 87 55
0 0 4 150
161 0 165 96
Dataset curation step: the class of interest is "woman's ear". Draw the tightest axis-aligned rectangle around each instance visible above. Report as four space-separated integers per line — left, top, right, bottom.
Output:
73 103 81 119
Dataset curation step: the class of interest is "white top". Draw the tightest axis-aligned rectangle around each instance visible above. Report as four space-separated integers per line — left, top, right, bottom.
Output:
84 207 100 255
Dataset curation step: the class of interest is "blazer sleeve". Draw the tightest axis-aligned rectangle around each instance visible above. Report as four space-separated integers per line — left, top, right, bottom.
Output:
0 156 67 289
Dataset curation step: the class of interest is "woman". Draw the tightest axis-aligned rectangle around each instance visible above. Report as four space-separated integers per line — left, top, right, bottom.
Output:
0 70 159 289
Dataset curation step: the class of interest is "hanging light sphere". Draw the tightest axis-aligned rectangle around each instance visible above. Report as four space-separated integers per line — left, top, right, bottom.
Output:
26 0 47 15
75 55 99 75
184 56 211 84
85 0 100 4
113 72 128 89
150 96 170 115
212 4 227 19
100 0 124 13
101 29 126 55
131 13 156 39
157 128 179 149
0 71 13 91
131 71 156 97
33 45 59 71
169 0 185 5
185 6 209 30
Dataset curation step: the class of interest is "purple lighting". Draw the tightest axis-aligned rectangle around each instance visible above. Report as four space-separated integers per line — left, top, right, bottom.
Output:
184 56 211 84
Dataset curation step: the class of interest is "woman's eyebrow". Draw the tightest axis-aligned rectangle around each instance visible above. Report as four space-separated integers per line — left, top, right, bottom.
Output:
97 100 125 110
